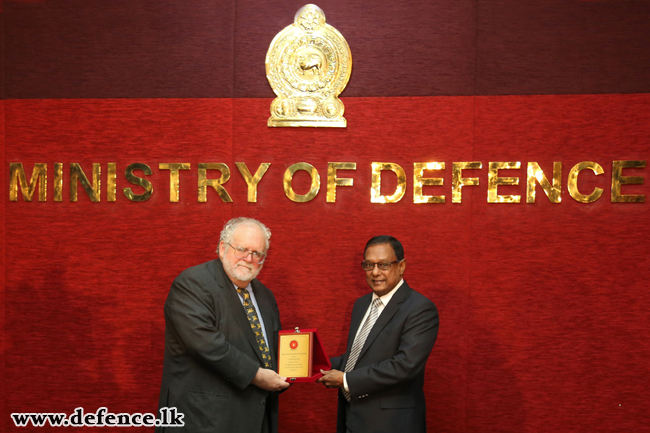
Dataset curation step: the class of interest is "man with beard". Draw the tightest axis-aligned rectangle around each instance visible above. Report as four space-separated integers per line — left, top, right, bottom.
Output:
157 217 289 433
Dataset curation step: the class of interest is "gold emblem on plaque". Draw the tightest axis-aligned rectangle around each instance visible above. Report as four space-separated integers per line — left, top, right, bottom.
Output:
266 4 352 128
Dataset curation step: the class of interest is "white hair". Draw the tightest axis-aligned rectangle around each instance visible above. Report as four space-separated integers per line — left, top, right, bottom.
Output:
218 217 271 252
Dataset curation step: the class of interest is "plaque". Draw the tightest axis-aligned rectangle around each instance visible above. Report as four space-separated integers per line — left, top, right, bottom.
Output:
278 328 331 382
265 4 352 128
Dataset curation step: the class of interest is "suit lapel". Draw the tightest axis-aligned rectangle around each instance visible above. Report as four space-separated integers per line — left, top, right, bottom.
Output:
212 259 266 366
357 282 411 361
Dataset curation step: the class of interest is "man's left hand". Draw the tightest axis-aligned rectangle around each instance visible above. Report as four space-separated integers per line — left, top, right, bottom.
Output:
317 369 344 388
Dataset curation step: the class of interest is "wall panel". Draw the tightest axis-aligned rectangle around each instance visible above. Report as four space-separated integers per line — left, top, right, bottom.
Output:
3 1 649 432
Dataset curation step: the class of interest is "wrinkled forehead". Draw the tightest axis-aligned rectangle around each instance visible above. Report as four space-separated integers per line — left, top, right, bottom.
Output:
231 224 267 251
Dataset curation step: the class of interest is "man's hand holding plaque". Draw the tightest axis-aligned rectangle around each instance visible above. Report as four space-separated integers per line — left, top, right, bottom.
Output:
316 369 344 388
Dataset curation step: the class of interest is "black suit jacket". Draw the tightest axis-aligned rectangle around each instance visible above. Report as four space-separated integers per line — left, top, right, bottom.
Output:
157 259 281 433
330 281 439 433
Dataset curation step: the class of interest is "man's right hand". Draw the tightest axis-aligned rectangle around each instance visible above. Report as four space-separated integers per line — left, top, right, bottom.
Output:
251 368 291 392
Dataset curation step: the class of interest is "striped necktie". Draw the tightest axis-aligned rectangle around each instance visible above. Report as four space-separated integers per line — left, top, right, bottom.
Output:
342 298 383 401
236 287 272 369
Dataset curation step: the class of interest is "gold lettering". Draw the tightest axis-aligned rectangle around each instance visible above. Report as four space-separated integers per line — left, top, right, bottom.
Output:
9 163 47 202
327 162 356 203
107 163 117 202
526 162 562 203
159 163 190 203
567 161 604 203
371 162 406 204
611 160 645 203
452 162 482 203
236 162 271 203
54 163 63 202
413 162 445 204
11 160 644 207
283 163 320 202
70 163 100 202
198 163 233 203
124 163 153 202
488 162 521 203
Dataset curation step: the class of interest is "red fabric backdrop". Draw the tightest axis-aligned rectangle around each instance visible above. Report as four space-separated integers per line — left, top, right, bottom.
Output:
3 1 650 432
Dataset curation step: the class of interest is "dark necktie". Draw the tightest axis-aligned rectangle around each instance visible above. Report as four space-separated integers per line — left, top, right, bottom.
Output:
236 287 272 369
342 298 383 401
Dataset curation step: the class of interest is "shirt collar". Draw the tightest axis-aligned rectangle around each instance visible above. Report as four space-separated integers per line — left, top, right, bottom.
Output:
233 282 252 292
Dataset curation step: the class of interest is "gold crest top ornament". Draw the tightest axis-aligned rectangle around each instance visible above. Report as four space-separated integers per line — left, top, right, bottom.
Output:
266 4 352 127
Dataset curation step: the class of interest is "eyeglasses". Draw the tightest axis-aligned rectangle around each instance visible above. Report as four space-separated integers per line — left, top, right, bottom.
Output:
227 243 266 264
361 261 399 271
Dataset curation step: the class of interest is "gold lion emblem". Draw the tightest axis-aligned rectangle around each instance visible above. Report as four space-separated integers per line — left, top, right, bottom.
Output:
266 4 352 127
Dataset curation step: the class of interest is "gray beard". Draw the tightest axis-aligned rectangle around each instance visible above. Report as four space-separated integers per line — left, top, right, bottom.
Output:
224 259 261 283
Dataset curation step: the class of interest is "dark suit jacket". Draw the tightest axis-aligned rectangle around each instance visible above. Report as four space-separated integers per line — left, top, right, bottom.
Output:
330 281 439 433
157 259 281 433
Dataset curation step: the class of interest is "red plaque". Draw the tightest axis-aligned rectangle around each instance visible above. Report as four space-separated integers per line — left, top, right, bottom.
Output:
278 328 331 383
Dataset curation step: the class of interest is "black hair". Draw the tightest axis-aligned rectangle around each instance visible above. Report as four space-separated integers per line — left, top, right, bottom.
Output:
364 235 404 261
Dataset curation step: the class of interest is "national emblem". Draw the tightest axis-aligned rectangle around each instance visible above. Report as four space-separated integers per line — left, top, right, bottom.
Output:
265 4 352 127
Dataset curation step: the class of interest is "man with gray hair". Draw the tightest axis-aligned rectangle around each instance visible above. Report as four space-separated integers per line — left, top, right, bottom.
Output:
157 217 289 433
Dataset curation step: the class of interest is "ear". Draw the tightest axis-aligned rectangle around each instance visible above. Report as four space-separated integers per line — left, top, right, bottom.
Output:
398 259 406 277
218 241 226 258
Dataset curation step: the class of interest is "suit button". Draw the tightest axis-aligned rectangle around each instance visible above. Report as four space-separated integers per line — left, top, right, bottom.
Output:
260 400 265 407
